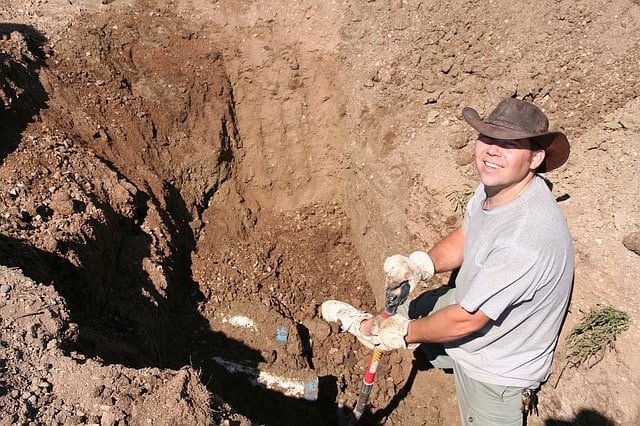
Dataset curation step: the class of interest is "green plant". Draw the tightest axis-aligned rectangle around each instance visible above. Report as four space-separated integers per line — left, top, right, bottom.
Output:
446 184 474 216
554 304 630 387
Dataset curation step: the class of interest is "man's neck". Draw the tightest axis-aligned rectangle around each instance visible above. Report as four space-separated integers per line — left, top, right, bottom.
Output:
483 174 536 209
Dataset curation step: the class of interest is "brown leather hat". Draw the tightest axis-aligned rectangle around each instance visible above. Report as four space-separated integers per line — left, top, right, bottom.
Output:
462 97 570 172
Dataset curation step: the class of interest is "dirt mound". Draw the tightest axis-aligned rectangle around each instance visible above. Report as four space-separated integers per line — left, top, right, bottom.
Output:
1 0 639 425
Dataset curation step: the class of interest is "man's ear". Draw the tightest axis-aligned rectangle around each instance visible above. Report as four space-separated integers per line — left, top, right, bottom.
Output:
531 149 546 170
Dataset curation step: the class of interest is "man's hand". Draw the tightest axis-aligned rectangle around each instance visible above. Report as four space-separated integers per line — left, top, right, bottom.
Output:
383 251 435 297
370 315 419 351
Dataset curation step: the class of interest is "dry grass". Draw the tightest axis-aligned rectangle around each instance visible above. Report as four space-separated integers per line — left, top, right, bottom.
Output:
554 304 630 387
446 184 474 216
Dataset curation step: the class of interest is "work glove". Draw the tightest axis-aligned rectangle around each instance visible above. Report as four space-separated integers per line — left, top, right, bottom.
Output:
370 315 419 352
383 251 435 298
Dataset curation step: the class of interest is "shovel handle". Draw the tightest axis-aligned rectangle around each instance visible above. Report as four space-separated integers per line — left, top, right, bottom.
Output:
351 280 411 423
351 311 390 422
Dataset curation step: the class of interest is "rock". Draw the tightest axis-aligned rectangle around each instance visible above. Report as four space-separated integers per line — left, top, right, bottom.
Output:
306 318 331 343
455 145 475 166
622 231 640 255
50 191 75 216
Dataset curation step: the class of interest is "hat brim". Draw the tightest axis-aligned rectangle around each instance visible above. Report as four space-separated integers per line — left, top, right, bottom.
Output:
531 133 570 173
462 107 570 173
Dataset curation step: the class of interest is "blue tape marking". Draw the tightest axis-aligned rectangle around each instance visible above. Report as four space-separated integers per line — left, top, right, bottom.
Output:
304 377 319 401
276 326 288 341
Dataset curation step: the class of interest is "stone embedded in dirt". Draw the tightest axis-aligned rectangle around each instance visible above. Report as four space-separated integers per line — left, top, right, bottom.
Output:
306 317 332 344
50 191 75 216
455 145 475 166
622 231 640 255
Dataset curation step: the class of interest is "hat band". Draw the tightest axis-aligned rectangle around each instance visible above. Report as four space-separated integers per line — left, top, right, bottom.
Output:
486 118 540 135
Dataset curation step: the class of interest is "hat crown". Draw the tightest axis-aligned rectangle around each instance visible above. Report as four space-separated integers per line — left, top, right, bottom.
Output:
485 98 549 137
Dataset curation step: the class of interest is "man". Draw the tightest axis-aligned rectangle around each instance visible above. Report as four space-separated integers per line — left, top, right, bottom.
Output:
322 97 574 425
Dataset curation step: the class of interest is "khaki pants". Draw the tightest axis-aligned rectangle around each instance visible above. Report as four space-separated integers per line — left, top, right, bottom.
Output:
407 287 524 426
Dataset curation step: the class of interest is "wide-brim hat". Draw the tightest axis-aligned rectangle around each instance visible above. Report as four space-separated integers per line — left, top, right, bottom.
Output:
462 97 570 173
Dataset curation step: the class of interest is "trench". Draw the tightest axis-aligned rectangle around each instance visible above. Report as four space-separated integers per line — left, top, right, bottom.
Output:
0 5 461 423
13 12 390 426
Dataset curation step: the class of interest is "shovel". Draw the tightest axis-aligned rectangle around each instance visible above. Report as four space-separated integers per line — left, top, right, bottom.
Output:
339 281 411 425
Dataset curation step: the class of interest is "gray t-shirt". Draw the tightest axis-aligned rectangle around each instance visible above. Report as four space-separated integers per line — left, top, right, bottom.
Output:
445 175 574 388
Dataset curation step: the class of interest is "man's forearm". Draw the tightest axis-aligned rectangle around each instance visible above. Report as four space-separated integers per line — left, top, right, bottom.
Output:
405 303 489 344
427 226 465 273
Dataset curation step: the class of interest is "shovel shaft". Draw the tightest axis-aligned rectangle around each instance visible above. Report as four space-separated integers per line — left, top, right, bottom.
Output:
350 280 411 423
351 312 390 421
352 345 383 419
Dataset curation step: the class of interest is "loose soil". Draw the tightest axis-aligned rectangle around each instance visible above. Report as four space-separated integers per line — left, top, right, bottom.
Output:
1 0 639 425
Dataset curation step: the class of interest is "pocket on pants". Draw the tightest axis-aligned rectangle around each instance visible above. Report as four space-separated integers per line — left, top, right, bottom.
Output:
456 373 522 426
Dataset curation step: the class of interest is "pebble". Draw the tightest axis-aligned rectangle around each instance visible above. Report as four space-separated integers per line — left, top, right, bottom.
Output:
0 283 11 294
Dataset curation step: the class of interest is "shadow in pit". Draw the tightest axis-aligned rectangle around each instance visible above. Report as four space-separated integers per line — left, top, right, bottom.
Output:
0 234 333 424
0 179 336 424
0 23 49 165
0 190 214 370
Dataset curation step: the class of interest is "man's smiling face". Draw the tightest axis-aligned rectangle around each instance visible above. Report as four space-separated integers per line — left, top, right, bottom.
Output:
474 134 545 199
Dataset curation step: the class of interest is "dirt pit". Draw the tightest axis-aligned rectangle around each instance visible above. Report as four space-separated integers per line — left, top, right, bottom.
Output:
1 0 640 425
